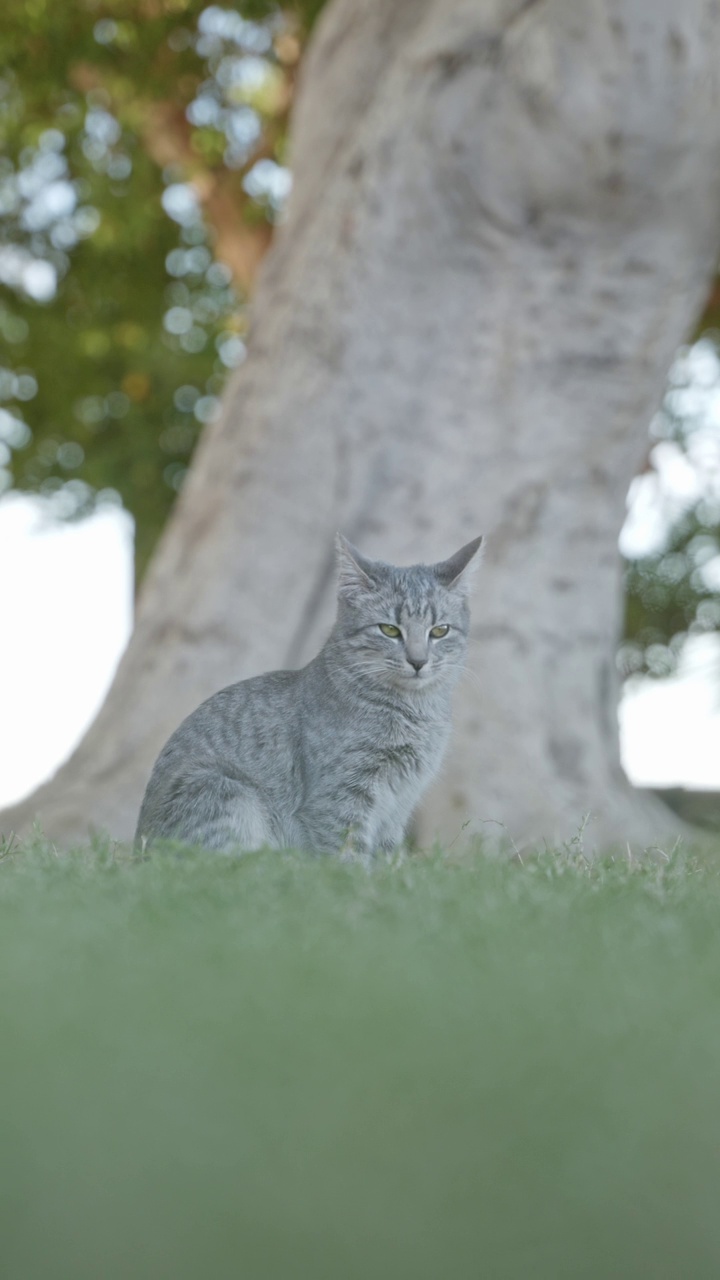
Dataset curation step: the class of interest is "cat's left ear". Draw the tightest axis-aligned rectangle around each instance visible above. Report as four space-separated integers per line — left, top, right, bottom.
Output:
432 535 484 592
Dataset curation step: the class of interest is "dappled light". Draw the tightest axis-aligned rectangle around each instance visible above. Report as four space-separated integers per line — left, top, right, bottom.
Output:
0 0 302 573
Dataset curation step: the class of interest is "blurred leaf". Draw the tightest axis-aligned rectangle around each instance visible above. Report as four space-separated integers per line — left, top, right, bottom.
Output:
0 0 326 579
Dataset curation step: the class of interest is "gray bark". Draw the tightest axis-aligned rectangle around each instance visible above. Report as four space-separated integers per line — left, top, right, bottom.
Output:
4 0 720 850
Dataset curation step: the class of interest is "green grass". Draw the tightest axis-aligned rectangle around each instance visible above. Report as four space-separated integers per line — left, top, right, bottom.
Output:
2 837 720 1279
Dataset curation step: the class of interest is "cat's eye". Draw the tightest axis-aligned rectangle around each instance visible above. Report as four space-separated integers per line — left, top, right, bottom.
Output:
430 625 450 639
379 624 401 638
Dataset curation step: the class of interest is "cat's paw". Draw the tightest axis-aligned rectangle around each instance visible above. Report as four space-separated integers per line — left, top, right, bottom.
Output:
337 829 374 868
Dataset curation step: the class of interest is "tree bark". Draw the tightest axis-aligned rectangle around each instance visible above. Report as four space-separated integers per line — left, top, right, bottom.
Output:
5 0 720 851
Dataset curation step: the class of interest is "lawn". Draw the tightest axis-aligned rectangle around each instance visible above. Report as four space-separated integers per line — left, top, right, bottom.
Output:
1 836 720 1279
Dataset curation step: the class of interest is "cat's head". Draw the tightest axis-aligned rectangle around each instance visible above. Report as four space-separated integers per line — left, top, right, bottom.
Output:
334 534 483 693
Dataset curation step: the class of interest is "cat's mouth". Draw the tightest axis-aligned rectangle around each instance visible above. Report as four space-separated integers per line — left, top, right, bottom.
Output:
399 667 433 685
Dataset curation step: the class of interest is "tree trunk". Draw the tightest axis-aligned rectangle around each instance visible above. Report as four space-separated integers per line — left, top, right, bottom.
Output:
5 0 720 851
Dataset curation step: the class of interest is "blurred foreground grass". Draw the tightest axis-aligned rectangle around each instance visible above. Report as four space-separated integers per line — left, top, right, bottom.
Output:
1 838 720 1279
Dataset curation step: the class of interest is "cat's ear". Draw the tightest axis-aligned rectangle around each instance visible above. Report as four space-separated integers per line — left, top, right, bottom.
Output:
335 533 377 598
432 535 484 592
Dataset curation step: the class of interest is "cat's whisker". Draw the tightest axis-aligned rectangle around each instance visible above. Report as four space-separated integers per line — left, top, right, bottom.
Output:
441 662 485 697
454 668 485 695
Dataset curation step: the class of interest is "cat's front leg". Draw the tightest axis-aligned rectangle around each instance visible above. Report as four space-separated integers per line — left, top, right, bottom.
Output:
306 788 380 860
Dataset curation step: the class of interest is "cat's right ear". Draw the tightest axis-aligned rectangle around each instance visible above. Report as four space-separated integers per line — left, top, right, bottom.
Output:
336 533 375 599
432 535 484 592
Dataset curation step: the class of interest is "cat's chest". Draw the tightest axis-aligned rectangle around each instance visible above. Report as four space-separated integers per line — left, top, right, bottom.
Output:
356 714 450 831
356 703 447 774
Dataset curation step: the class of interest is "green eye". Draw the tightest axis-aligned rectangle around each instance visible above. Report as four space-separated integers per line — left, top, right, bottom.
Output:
379 624 401 638
430 625 450 639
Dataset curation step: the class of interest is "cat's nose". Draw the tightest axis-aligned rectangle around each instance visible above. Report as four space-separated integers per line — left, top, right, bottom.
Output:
407 657 427 673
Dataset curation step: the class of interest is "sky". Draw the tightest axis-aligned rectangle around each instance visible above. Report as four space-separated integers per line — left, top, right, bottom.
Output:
620 633 720 788
0 493 133 809
0 474 719 812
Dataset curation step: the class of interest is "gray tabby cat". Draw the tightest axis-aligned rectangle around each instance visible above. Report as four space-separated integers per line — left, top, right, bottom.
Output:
135 534 482 856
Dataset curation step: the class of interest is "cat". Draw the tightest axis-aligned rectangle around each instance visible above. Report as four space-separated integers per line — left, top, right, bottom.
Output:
135 533 482 857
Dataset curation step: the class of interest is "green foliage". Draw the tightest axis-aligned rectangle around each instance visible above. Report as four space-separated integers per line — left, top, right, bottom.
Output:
622 336 720 677
2 838 720 1277
623 508 720 677
0 0 325 578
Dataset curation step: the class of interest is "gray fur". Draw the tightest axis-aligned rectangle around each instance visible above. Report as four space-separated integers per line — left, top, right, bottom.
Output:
135 535 482 856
